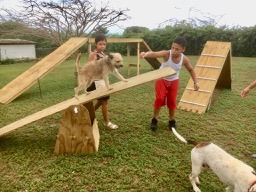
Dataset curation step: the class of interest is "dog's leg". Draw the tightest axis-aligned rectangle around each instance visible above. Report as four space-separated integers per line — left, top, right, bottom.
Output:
113 68 128 82
74 81 90 99
190 150 203 192
74 86 80 99
83 80 93 95
103 76 112 90
226 186 234 192
189 173 201 192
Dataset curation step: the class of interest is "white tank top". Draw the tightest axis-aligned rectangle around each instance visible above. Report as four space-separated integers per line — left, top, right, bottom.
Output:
160 50 183 81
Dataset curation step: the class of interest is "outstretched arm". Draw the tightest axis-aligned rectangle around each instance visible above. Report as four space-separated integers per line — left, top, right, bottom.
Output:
240 79 256 98
140 50 169 61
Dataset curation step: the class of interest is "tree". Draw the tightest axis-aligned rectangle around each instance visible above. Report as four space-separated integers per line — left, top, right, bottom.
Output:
122 26 150 38
0 0 130 45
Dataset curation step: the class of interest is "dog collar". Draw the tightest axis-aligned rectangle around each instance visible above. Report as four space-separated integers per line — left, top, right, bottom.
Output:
248 180 256 192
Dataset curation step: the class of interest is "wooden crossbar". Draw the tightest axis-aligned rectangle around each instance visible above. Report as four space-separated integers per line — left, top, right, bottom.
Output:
197 77 217 81
179 100 206 107
196 65 222 69
201 54 225 58
186 88 211 93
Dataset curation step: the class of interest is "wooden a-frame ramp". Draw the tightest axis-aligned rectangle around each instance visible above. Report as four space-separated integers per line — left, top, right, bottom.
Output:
178 41 232 114
0 37 160 104
0 67 175 136
0 37 88 104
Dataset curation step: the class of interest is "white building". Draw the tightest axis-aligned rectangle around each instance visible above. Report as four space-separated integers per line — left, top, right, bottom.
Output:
0 39 36 60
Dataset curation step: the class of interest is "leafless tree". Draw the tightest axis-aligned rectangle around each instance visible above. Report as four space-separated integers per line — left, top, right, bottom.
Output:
159 7 224 28
0 0 130 45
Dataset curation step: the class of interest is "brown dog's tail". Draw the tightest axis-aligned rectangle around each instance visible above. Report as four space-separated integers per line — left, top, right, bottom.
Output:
76 52 82 73
171 127 198 146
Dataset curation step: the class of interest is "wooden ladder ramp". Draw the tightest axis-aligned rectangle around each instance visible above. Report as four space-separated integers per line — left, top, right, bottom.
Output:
178 41 232 114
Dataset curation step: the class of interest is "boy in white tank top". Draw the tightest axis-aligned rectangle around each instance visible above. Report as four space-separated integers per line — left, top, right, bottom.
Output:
140 36 199 131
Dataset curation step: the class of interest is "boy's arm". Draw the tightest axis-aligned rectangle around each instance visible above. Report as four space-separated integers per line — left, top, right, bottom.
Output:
240 79 256 98
247 80 256 90
140 50 169 61
87 51 97 62
183 56 199 91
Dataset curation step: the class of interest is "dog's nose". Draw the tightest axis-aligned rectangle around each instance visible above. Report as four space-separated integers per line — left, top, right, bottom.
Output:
119 64 123 67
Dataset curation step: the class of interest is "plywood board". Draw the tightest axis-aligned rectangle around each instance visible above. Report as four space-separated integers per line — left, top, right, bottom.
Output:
178 41 231 114
0 37 88 104
0 67 176 136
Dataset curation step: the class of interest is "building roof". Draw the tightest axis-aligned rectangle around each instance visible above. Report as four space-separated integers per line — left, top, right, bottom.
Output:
0 39 36 45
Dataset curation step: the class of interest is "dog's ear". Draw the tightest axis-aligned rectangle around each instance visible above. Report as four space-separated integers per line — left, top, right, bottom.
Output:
107 53 113 59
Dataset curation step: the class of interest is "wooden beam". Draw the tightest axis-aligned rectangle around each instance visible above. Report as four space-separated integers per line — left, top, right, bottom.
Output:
0 68 175 137
89 38 143 43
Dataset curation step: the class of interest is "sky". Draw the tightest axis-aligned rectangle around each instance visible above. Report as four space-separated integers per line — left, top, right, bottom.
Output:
0 0 255 34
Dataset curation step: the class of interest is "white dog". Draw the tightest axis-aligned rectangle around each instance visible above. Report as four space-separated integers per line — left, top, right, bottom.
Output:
171 127 256 192
74 52 128 99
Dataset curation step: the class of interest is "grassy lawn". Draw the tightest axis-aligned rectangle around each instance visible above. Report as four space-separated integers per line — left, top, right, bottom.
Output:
0 54 256 192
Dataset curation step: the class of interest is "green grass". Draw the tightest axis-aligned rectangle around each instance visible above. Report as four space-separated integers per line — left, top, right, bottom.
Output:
0 55 256 192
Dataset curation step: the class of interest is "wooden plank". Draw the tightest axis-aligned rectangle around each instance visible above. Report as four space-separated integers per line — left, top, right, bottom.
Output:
89 38 143 43
0 37 88 104
0 67 176 137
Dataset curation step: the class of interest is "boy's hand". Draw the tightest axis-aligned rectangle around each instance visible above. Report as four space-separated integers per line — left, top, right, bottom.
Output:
140 52 146 58
240 87 250 98
194 83 199 91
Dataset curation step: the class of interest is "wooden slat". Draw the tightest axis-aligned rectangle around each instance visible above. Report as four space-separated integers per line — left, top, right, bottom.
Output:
0 37 88 104
196 65 222 69
201 54 225 58
0 67 176 137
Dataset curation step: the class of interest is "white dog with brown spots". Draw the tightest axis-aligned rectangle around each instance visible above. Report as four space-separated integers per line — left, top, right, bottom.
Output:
171 127 256 192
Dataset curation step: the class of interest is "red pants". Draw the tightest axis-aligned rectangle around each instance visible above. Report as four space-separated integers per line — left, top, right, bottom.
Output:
154 79 179 110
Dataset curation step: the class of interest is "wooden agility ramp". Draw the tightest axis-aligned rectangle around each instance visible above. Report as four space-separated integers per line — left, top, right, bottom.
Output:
88 38 161 75
0 37 88 104
178 41 232 114
0 67 175 137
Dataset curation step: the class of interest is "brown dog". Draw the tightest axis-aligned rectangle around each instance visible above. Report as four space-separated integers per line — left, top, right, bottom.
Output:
74 52 128 99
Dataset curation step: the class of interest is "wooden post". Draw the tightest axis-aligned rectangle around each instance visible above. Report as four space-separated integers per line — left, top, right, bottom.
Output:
127 43 131 75
137 42 140 75
88 41 92 54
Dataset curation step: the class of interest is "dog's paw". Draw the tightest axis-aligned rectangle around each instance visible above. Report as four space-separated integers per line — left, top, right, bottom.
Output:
123 79 129 82
108 87 113 90
195 177 200 185
194 188 201 192
75 95 79 100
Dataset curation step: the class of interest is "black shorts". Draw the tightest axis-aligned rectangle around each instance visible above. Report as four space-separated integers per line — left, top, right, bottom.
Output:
86 82 110 100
